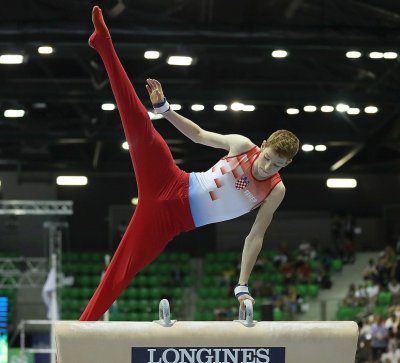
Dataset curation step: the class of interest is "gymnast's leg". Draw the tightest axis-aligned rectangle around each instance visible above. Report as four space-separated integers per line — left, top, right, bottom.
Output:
80 208 173 321
88 6 183 197
80 7 194 321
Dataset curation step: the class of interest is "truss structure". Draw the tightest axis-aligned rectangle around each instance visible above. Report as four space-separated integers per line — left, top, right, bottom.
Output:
0 201 73 215
0 257 48 288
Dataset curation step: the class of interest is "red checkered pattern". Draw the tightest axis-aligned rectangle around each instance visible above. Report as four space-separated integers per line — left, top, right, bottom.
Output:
235 176 250 190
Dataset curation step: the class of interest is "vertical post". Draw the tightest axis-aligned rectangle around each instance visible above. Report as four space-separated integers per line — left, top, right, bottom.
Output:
20 321 25 354
103 254 111 322
321 300 327 321
50 253 57 363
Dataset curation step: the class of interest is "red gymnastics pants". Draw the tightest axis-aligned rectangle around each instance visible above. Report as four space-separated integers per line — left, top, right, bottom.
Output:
79 32 195 321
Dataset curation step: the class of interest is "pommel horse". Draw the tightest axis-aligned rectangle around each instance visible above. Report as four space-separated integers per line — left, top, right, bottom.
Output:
55 300 358 363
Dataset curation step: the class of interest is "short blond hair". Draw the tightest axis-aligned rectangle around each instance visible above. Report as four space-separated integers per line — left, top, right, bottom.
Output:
265 129 299 159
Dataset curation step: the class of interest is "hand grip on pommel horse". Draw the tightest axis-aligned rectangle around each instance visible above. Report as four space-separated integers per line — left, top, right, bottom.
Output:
237 299 255 327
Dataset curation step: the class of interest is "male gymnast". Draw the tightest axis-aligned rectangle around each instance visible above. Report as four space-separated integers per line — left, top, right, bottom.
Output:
80 6 299 321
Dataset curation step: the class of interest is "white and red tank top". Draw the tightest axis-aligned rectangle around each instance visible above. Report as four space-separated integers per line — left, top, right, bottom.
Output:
188 146 282 227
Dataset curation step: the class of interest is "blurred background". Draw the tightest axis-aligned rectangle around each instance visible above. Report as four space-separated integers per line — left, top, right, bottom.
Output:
0 1 400 362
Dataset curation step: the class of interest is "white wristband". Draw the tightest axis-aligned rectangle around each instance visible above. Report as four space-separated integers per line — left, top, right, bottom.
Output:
234 284 250 297
153 99 170 114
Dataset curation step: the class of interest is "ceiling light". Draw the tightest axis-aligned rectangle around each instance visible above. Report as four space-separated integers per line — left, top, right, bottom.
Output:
321 105 334 112
214 104 228 111
56 176 88 186
122 141 129 150
38 46 53 55
286 108 299 115
302 144 314 152
326 178 357 188
364 106 378 114
4 109 25 118
101 103 116 111
230 102 244 111
242 105 255 112
32 102 47 109
346 51 362 59
383 52 398 59
144 50 161 59
303 105 317 112
315 144 327 151
170 104 182 111
347 108 360 115
191 104 204 111
0 54 24 64
271 50 288 58
131 197 139 205
167 56 193 66
369 52 384 59
336 103 350 112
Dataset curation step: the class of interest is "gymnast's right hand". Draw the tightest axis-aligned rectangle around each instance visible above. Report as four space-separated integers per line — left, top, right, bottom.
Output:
238 294 255 311
146 78 165 105
234 283 255 310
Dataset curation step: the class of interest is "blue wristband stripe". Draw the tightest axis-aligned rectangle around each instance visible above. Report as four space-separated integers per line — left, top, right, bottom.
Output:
153 98 166 108
153 98 170 114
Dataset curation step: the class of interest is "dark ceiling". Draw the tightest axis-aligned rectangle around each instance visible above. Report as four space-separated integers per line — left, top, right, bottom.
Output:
1 0 400 176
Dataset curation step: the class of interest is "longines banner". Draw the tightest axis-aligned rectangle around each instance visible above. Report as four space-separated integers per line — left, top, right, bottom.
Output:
132 347 285 363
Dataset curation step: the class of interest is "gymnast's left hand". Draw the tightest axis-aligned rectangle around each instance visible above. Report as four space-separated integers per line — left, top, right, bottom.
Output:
238 294 255 311
146 78 165 105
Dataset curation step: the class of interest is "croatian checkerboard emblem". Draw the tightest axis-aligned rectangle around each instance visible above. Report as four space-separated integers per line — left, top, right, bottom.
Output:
235 176 250 190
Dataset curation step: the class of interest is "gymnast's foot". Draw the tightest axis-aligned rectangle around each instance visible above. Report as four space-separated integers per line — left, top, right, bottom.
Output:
89 5 110 48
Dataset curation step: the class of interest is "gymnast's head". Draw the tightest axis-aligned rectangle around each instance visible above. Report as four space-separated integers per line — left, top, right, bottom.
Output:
253 129 299 178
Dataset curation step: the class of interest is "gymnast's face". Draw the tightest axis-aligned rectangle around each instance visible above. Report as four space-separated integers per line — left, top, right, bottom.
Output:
253 144 291 179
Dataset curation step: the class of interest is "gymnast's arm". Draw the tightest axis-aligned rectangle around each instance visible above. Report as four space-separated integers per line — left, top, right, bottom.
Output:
236 182 286 306
145 78 253 152
164 110 252 151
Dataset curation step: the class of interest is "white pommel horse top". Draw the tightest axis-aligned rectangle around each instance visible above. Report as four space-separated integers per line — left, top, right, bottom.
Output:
55 319 359 363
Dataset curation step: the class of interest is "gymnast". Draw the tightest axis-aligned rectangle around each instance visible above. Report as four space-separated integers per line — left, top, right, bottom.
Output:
80 5 300 321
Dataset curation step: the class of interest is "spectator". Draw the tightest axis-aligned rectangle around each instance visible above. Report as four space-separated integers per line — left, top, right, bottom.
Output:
295 260 311 283
284 286 299 318
389 279 400 305
364 259 378 282
298 240 317 261
359 314 374 340
318 269 332 289
342 283 357 307
355 284 368 306
371 316 389 363
281 261 295 284
341 237 356 264
356 320 372 363
380 344 400 363
375 256 391 288
394 261 400 283
367 282 380 300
